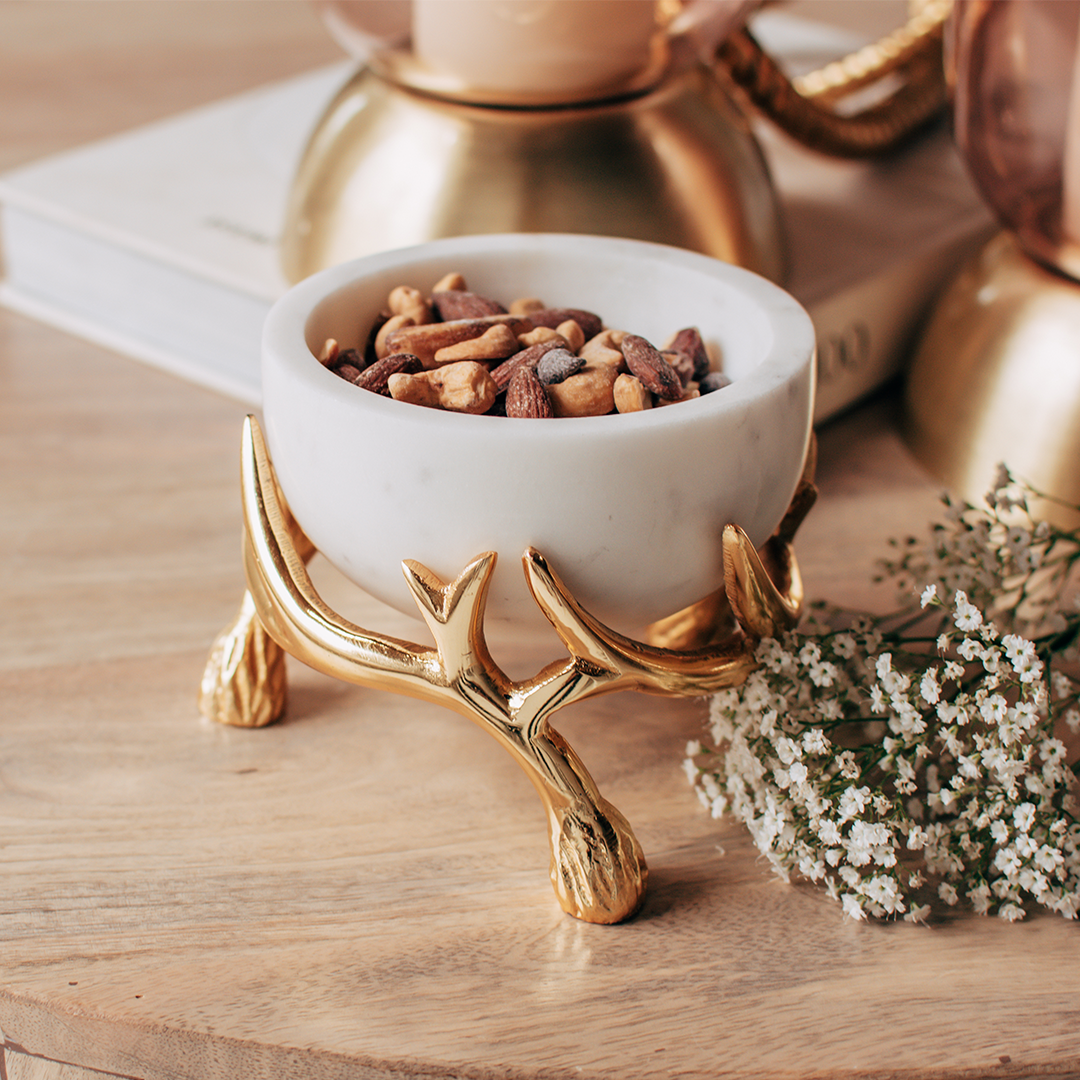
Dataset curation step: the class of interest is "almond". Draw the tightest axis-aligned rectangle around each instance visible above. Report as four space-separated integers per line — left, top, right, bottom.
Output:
527 307 603 340
622 334 682 400
352 351 422 395
329 347 366 383
334 361 365 383
665 326 712 380
506 366 554 418
431 289 507 320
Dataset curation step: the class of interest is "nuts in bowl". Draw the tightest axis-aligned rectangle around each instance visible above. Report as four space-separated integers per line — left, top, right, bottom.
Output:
260 234 816 633
316 271 733 419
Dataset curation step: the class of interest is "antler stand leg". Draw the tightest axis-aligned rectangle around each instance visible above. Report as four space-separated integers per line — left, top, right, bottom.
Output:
200 417 814 923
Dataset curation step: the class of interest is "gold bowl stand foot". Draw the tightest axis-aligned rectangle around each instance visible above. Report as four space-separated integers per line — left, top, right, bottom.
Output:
199 591 288 729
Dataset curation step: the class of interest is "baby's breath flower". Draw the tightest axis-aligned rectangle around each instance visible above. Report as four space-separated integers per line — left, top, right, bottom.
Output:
841 893 866 920
687 471 1080 923
833 633 857 658
954 591 983 632
957 637 981 661
905 902 932 923
938 881 959 905
920 669 941 705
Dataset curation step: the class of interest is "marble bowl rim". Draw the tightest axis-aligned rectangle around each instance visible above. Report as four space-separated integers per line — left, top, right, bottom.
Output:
262 232 816 439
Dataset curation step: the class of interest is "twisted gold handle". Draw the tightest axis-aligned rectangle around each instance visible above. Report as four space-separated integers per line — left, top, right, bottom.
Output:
720 0 952 158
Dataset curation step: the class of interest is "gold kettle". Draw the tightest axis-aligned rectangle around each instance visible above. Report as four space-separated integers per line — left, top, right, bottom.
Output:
281 0 951 284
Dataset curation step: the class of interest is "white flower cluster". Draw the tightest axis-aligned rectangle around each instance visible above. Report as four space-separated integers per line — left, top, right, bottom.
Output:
685 468 1080 922
880 464 1078 654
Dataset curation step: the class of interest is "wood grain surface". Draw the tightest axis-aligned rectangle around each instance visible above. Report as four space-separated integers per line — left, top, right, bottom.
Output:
2 4 1078 1080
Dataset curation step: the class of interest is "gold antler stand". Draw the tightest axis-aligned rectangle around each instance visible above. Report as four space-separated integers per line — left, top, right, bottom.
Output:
201 417 815 923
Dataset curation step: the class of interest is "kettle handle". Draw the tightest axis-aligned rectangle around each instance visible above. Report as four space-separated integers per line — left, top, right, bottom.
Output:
718 0 952 158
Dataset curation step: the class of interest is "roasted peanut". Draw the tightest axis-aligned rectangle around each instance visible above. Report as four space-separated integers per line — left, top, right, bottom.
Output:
319 338 339 366
509 296 546 316
555 319 586 354
517 326 568 349
388 285 434 326
388 288 417 312
432 271 467 293
613 373 652 413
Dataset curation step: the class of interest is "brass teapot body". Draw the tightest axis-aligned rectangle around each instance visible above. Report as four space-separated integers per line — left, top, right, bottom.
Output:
281 1 951 283
281 62 784 284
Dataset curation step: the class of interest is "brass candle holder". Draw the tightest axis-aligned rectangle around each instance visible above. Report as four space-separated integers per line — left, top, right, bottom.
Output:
201 417 815 924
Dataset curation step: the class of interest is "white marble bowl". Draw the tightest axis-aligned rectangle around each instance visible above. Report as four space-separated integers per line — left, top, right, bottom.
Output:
261 234 815 633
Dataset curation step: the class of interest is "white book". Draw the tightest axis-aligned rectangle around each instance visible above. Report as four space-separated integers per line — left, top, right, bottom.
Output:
0 67 339 403
0 19 993 420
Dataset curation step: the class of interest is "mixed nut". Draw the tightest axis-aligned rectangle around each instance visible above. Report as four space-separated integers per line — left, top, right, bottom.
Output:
317 272 731 418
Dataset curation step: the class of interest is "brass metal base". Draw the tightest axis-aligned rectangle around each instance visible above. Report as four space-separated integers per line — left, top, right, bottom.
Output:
903 231 1080 527
201 417 815 923
280 64 785 284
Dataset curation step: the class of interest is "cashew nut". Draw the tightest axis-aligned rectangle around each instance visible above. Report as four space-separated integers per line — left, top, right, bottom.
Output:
388 361 498 414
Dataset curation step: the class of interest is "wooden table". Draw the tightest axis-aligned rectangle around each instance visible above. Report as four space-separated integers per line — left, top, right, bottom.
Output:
2 4 1078 1079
